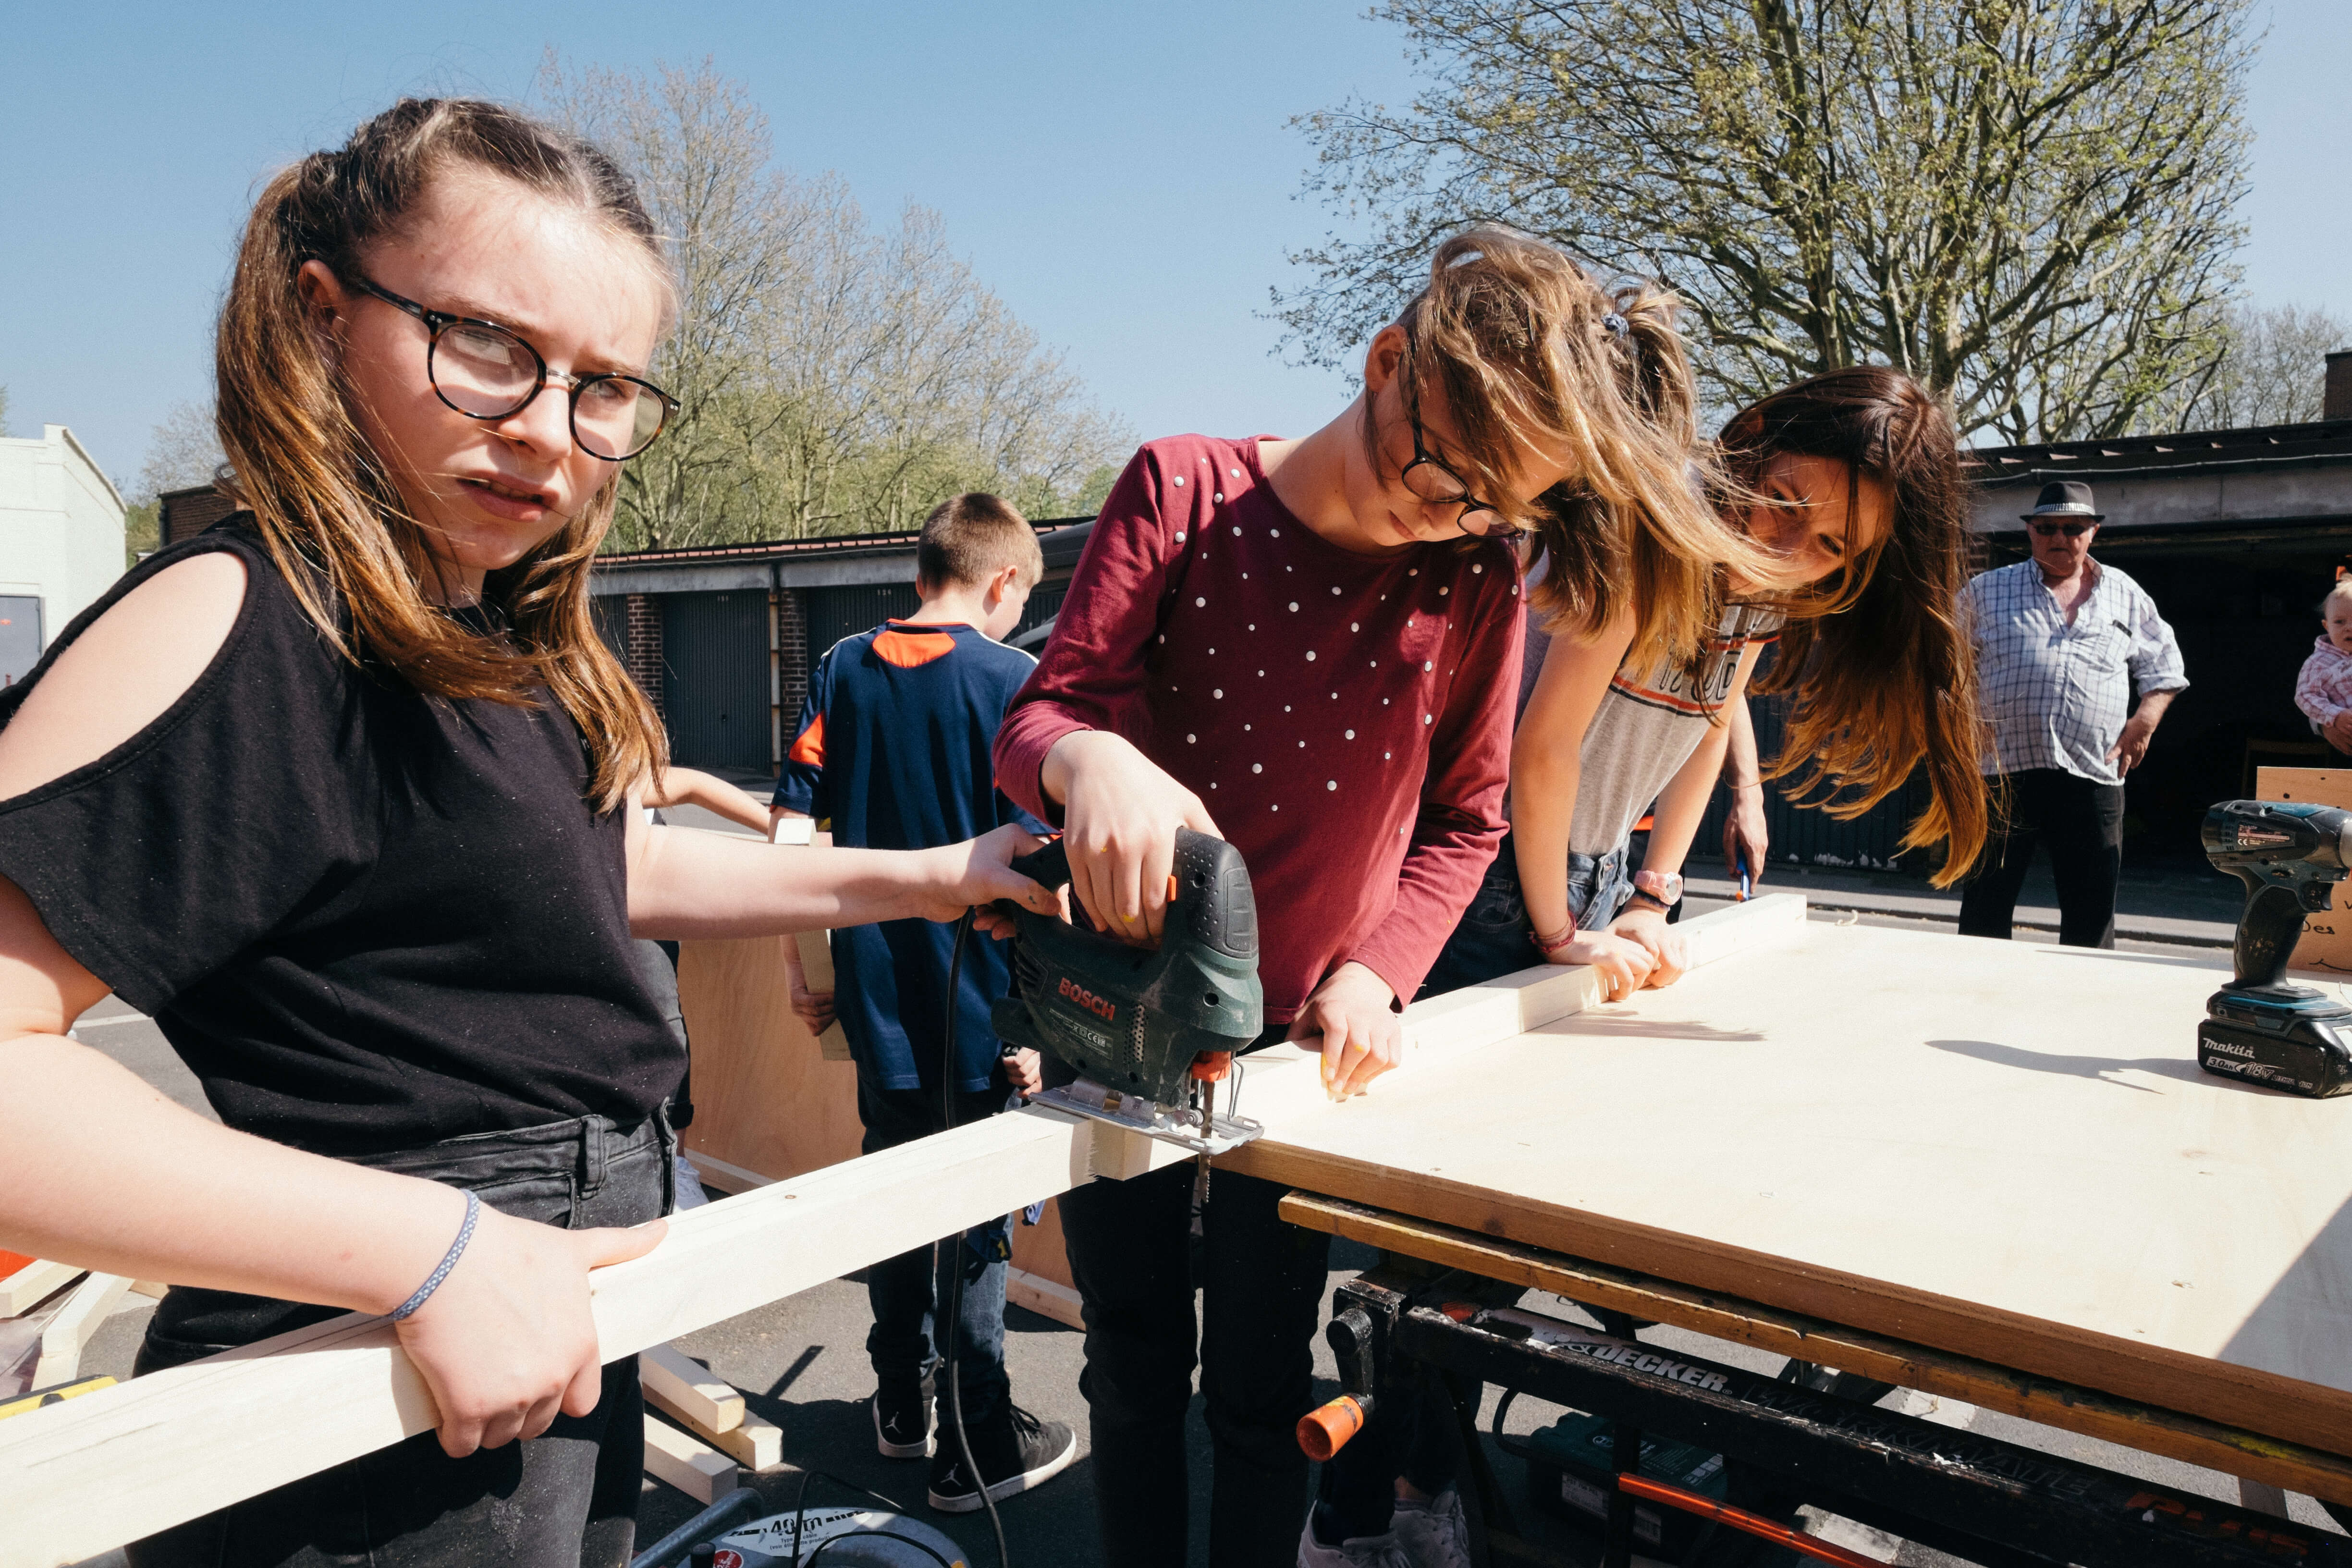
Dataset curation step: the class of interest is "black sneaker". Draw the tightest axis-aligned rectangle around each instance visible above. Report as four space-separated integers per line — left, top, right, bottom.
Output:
872 1383 934 1460
927 1403 1078 1513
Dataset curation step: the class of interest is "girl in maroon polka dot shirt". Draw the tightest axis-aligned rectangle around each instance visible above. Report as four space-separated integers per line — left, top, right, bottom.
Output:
992 228 1754 1568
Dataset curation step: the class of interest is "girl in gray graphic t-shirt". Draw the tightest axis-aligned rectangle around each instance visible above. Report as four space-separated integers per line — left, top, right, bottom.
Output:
1421 367 1993 1003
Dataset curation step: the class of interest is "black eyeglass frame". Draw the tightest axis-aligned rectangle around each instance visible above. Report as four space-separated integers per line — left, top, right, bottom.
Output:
341 272 676 462
2029 519 2096 539
1400 411 1514 538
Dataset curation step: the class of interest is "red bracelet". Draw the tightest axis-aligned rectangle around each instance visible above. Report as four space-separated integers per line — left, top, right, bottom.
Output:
1531 915 1579 957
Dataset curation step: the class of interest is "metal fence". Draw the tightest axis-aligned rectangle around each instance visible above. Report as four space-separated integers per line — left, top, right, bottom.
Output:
1693 693 1934 876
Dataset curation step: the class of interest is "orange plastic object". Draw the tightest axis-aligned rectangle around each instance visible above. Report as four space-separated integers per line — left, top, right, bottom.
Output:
1618 1475 1886 1567
1438 1302 1477 1323
0 1251 33 1278
1296 1395 1367 1462
1191 1051 1232 1083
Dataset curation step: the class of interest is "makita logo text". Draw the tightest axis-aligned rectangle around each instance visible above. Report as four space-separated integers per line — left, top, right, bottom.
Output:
2206 1038 2256 1059
1059 978 1115 1021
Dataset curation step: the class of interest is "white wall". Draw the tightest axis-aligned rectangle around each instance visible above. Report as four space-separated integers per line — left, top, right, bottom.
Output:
0 424 127 651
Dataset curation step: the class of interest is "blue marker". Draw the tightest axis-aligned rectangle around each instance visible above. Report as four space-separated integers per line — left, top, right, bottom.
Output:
1736 852 1752 902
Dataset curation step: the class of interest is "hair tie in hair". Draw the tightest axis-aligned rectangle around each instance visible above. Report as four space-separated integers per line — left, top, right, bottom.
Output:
1601 313 1629 341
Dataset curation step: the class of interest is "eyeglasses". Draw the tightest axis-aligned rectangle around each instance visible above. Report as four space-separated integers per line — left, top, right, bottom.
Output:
343 273 675 461
1401 414 1513 537
2030 520 2094 539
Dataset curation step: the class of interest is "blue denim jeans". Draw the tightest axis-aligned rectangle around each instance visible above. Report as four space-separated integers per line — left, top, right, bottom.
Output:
129 1110 675 1568
857 1079 1013 1428
1417 832 1631 999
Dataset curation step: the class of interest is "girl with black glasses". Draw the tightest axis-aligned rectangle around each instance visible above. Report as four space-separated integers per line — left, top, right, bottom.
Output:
0 98 1052 1567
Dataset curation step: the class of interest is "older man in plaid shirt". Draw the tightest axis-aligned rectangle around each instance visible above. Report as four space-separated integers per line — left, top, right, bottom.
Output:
1958 481 2188 948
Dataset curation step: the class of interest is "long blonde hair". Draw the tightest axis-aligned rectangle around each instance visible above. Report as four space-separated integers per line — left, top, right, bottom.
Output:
213 97 668 811
1384 228 1768 677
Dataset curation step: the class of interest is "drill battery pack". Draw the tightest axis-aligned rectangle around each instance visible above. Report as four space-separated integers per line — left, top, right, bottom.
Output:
2199 987 2352 1098
1522 1411 1731 1556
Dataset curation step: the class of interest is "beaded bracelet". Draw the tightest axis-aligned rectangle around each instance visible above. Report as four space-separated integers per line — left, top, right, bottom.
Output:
390 1189 481 1323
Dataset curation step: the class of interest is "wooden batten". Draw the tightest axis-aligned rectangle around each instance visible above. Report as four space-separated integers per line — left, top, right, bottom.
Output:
641 1414 738 1504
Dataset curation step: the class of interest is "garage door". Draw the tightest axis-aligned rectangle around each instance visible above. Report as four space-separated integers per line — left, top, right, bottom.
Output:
661 591 772 771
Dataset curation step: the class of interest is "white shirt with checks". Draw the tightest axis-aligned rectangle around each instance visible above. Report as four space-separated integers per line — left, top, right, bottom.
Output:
1960 558 2187 786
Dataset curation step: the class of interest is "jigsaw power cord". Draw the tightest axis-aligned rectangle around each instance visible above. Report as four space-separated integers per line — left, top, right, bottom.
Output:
939 908 1012 1568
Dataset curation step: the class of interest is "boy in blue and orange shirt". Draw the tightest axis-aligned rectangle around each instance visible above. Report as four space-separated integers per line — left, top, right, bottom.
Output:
772 494 1078 1514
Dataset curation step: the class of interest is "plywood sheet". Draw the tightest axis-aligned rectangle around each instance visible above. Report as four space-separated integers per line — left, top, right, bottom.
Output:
677 936 865 1185
1225 921 2352 1454
2256 766 2352 974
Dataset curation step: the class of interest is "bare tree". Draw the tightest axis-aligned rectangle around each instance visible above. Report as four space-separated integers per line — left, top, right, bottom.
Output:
1279 0 2254 443
539 57 1129 551
132 400 227 505
2166 302 2350 429
0 384 11 439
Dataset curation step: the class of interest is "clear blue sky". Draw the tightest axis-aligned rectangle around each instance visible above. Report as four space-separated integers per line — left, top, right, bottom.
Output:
1 1 2343 491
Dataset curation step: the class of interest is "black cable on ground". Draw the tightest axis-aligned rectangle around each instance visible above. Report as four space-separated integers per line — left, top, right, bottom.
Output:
783 1468 954 1568
938 909 1010 1568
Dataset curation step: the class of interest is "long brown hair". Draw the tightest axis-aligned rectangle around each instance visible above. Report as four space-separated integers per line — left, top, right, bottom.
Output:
1722 368 1989 885
213 97 669 810
1375 228 1768 678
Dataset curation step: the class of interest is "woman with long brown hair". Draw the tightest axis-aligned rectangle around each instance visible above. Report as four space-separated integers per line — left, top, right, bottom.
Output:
1311 365 1988 1565
1414 365 1988 1004
0 98 1052 1565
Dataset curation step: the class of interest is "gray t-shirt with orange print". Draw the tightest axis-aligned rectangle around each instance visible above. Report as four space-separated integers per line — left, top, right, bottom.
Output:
1513 600 1783 856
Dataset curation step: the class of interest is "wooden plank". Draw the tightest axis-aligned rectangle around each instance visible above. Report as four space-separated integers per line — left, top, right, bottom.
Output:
1005 1269 1084 1330
643 1383 784 1472
0 901 1805 1566
641 1413 738 1503
30 1275 131 1389
793 929 854 1064
676 936 865 1186
1224 916 2352 1460
0 1104 1108 1568
640 1343 742 1433
0 1261 81 1319
1007 1197 1082 1329
1284 1193 2352 1508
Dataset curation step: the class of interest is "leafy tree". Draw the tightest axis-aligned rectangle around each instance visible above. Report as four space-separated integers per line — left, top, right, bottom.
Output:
1279 0 2254 442
118 400 226 567
2167 302 2350 430
539 58 1130 551
132 399 226 505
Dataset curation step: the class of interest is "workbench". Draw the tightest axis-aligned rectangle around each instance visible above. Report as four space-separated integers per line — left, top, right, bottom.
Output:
16 894 2352 1566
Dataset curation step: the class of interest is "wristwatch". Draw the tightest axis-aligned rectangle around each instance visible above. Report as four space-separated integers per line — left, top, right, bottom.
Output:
1629 869 1683 910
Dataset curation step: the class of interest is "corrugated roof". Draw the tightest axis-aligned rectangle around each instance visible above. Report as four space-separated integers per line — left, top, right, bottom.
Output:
1969 419 2352 485
596 515 1096 567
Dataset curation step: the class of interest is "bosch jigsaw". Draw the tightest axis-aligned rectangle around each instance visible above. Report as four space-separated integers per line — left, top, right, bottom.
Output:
992 828 1267 1158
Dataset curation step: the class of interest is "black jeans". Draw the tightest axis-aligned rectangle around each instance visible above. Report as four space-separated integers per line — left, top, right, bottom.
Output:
126 1110 675 1568
1957 768 2126 949
1059 1155 1333 1568
858 1078 1014 1428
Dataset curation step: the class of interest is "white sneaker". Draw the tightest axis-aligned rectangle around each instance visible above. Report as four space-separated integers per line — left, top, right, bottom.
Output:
1389 1488 1471 1568
1296 1507 1413 1568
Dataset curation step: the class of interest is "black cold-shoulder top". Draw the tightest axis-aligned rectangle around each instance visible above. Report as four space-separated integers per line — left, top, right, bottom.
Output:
0 522 682 1156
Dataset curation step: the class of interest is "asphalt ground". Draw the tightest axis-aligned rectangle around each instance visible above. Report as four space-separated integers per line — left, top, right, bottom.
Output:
49 870 2350 1565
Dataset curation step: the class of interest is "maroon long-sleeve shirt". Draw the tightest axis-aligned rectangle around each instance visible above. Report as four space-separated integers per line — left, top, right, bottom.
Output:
994 434 1525 1020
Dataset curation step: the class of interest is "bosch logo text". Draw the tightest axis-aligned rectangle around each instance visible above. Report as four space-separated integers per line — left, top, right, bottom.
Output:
1059 978 1116 1021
